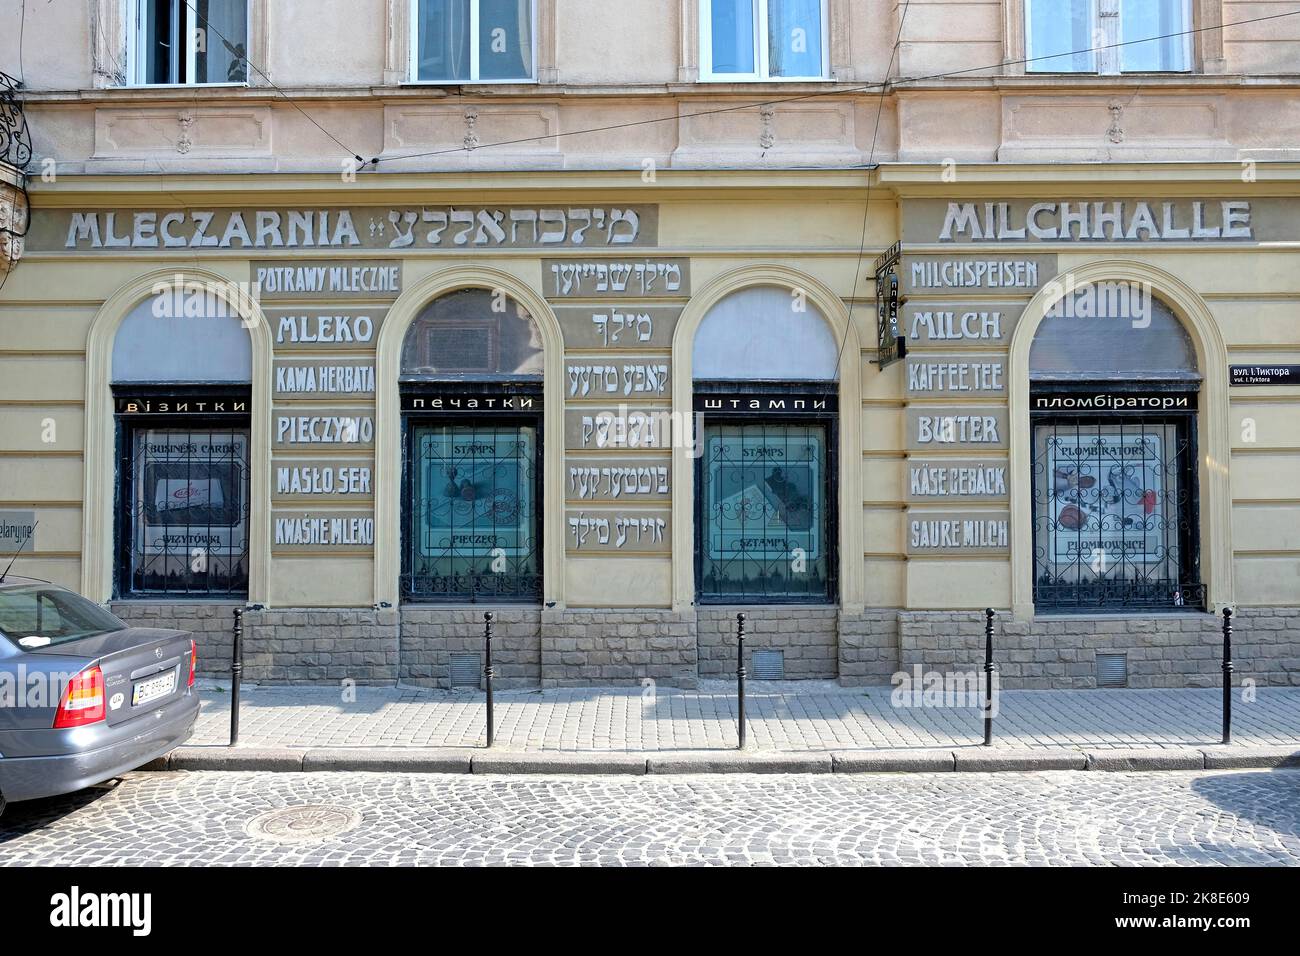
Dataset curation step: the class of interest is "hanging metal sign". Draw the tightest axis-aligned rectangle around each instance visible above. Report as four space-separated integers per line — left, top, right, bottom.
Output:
872 241 906 368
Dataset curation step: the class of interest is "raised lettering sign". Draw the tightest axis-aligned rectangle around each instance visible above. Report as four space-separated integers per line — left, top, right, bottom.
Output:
907 407 1010 450
906 459 1009 502
266 308 384 350
254 260 402 300
554 305 682 350
33 205 658 252
565 509 671 553
906 510 1011 555
545 259 690 298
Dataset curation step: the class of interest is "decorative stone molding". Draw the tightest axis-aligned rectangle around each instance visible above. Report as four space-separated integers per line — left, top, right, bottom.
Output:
0 174 26 274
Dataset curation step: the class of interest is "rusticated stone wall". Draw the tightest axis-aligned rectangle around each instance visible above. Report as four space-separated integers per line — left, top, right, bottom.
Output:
898 608 1300 689
539 609 697 688
400 606 542 690
696 606 841 679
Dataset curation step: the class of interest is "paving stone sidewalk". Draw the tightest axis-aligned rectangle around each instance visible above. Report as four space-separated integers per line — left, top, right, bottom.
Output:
187 680 1300 754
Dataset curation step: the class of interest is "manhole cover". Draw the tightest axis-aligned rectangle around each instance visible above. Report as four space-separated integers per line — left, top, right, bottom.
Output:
245 805 363 844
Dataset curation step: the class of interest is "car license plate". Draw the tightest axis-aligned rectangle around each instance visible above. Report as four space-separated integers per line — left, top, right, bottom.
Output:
132 670 177 706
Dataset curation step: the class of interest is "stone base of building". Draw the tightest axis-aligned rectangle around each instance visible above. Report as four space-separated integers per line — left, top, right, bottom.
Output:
111 601 1300 689
898 608 1300 689
539 609 697 688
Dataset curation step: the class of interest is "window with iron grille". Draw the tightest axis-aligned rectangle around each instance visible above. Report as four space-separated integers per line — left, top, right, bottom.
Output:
1030 396 1202 612
115 397 251 598
695 388 836 604
402 409 542 602
399 289 545 603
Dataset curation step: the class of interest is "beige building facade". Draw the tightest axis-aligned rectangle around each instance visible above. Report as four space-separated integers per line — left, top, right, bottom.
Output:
2 0 1299 689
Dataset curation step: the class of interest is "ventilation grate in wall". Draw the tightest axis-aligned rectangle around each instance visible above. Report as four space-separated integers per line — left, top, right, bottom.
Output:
449 653 482 689
752 649 785 681
1096 653 1128 688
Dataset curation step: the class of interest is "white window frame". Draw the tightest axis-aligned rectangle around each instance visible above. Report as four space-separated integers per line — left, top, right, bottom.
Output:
408 0 539 84
1024 0 1193 75
126 0 251 87
700 0 830 82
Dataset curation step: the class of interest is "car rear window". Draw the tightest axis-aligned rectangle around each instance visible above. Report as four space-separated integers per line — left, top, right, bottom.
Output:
0 585 127 649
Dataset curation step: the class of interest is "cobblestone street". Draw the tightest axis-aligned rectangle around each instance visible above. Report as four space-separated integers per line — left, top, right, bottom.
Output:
2 770 1297 866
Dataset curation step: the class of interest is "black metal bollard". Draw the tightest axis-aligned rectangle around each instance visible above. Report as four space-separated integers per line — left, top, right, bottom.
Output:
982 608 996 747
483 612 495 748
736 612 747 750
1221 607 1233 745
230 607 243 747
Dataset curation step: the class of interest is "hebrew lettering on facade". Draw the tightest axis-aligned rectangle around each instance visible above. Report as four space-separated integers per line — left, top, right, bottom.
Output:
549 259 688 297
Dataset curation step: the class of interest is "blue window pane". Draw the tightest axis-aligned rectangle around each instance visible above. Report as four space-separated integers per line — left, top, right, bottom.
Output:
479 0 533 80
768 0 823 78
1120 0 1189 72
711 0 756 74
1025 0 1096 73
417 0 471 81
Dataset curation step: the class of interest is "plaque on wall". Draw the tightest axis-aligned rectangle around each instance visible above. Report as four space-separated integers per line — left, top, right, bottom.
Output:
254 260 402 300
568 457 672 503
266 308 385 350
273 459 374 501
272 510 375 550
32 205 658 252
906 509 1010 555
274 410 376 448
905 355 1007 398
901 300 1025 348
274 359 376 399
565 358 671 400
905 458 1009 503
545 258 690 298
1230 365 1300 386
554 304 682 350
906 406 1010 451
566 509 670 553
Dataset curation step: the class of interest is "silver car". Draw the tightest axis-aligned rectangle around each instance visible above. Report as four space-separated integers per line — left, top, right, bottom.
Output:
0 576 200 815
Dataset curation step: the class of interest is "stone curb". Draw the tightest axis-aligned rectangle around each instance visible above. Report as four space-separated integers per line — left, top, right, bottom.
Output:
1200 746 1300 770
832 750 956 773
954 748 1088 772
146 746 1300 775
647 752 833 774
1084 748 1206 772
472 752 647 775
301 748 473 773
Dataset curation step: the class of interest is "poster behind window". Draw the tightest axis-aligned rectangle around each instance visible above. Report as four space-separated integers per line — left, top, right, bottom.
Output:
1045 429 1171 567
418 428 534 559
706 430 823 561
136 431 249 555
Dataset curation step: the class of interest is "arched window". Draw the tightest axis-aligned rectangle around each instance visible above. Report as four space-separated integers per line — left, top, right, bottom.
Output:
1029 284 1202 612
112 291 252 598
400 289 543 602
693 285 838 604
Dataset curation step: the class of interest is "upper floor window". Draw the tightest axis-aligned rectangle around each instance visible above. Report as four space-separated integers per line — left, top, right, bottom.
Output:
1025 0 1192 74
701 0 828 81
130 0 249 85
412 0 535 83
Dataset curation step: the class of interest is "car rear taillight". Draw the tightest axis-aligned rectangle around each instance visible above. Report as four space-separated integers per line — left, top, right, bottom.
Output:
53 665 106 728
188 639 197 687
